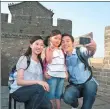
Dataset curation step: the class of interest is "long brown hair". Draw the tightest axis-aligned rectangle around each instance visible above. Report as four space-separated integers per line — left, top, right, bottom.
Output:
24 36 43 69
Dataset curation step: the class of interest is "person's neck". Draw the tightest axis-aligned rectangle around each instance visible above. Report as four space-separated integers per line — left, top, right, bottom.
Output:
31 54 39 62
53 46 59 49
67 47 74 55
55 47 59 49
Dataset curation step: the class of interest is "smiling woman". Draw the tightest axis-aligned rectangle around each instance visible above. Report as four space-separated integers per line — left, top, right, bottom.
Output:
9 36 52 109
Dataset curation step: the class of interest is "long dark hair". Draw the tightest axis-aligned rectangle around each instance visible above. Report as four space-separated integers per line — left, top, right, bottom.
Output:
24 36 43 69
44 35 50 47
62 33 74 42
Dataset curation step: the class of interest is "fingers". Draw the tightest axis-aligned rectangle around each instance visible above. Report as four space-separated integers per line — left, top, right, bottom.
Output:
46 84 50 92
37 81 49 92
85 39 96 46
43 82 50 92
46 75 51 79
43 85 47 91
44 72 51 79
85 39 96 51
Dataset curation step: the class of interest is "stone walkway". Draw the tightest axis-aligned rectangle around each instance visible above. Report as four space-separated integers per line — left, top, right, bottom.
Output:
92 95 110 109
61 95 110 109
1 86 110 109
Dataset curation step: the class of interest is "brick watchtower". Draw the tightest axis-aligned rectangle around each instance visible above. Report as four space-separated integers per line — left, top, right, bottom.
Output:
103 26 110 69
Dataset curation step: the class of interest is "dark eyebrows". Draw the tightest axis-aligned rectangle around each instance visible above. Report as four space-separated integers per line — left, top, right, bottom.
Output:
64 39 70 41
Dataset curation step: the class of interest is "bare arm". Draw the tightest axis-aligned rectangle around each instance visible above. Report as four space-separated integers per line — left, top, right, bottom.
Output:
45 47 54 64
17 69 49 91
65 71 69 80
64 65 68 80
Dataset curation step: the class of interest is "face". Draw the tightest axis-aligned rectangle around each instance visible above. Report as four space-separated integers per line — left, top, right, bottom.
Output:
61 36 74 52
30 39 44 55
50 34 62 47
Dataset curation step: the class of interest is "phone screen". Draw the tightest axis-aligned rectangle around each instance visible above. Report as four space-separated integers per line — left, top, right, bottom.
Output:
79 37 91 45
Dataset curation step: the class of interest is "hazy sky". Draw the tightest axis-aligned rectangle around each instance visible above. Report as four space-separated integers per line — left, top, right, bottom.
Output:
1 1 110 57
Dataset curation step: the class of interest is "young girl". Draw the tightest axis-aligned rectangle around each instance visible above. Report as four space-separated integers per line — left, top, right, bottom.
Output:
10 36 52 109
44 30 68 109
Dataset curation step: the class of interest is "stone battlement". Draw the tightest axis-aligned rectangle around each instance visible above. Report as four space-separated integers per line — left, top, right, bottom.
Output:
1 1 72 35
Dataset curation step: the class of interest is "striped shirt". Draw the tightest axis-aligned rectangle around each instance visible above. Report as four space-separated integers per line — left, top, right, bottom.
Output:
47 49 66 78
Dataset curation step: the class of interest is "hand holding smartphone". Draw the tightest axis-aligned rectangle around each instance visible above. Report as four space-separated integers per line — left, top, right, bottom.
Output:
79 37 91 45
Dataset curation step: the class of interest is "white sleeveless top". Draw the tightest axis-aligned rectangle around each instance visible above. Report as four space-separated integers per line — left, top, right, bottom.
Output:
47 49 66 78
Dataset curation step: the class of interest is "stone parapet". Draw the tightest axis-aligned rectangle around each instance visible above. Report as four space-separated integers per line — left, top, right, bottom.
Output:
104 26 110 69
1 86 24 109
93 68 110 96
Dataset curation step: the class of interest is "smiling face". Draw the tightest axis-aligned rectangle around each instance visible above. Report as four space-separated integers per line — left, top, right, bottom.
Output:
61 35 74 53
30 39 44 55
50 34 62 47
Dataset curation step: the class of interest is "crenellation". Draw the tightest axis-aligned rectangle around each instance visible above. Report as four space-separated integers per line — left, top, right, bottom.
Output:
1 13 8 23
57 18 72 35
2 1 71 36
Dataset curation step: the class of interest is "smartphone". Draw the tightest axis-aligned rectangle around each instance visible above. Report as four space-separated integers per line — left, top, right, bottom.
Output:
79 37 91 45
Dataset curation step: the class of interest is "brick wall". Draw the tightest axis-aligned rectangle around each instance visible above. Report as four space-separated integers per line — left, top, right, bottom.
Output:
8 2 53 24
93 68 110 96
57 18 72 35
104 26 110 68
1 87 24 109
93 26 110 96
1 1 72 36
1 13 8 23
1 33 31 85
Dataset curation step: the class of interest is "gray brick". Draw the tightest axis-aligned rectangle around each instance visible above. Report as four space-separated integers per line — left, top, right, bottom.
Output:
1 98 8 107
1 106 8 109
107 85 110 89
107 72 110 76
1 93 9 99
107 81 110 85
100 72 107 76
1 86 9 93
